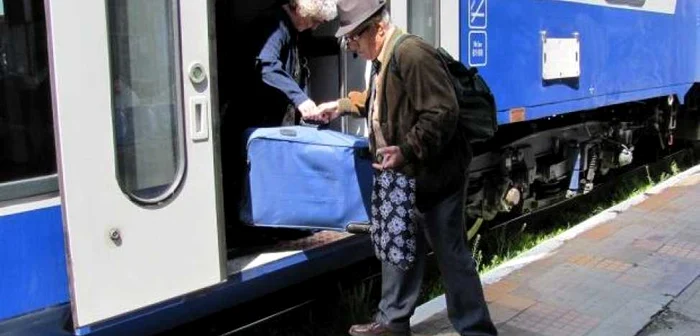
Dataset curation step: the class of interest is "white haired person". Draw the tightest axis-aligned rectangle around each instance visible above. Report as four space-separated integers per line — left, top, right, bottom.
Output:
247 0 337 126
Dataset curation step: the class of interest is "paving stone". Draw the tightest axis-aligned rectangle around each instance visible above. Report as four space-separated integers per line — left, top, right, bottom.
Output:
412 311 451 335
412 172 700 336
505 303 598 336
635 188 686 211
638 254 700 274
538 277 612 310
516 257 559 276
631 238 665 252
603 245 656 264
669 277 700 321
615 265 665 289
609 223 653 242
575 290 633 319
483 280 518 303
527 264 582 294
495 323 541 336
674 174 700 187
667 193 700 210
495 268 533 284
624 211 688 233
585 323 644 336
413 329 458 336
652 260 700 297
493 294 536 312
580 223 619 240
586 299 663 336
487 302 523 325
509 282 546 301
676 227 700 243
643 231 673 243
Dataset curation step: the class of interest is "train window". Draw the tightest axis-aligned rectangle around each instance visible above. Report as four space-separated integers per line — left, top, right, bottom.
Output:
106 0 185 203
408 0 439 46
0 0 57 198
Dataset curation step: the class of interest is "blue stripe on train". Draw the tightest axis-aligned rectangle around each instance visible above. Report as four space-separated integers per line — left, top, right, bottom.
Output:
0 206 69 322
461 0 698 122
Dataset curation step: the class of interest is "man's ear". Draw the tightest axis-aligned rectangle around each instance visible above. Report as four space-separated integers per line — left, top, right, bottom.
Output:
377 23 386 37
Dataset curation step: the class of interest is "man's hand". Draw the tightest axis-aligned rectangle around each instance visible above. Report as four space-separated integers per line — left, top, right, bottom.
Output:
373 146 405 170
297 99 318 119
316 101 343 123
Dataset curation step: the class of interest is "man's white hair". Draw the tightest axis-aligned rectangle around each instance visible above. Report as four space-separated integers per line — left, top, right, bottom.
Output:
292 0 338 21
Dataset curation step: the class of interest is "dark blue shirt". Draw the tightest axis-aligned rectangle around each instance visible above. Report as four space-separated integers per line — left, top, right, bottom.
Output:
256 10 309 109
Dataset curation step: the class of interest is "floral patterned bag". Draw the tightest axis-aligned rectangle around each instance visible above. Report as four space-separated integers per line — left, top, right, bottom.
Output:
370 170 418 271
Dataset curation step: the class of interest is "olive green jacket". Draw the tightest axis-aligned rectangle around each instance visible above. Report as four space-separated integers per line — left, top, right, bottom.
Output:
338 29 469 209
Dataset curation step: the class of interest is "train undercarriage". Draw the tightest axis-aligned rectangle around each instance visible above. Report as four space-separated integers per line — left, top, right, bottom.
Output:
465 94 691 223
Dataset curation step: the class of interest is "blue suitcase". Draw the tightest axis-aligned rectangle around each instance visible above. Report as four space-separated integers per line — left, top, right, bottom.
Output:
240 126 373 231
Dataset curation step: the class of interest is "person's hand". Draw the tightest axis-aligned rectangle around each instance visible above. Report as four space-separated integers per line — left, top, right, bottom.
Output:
316 101 342 123
373 146 405 170
297 99 318 119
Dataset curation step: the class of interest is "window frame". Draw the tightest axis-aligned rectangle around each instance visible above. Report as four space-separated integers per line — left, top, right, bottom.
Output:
0 0 58 203
407 0 441 47
105 0 188 206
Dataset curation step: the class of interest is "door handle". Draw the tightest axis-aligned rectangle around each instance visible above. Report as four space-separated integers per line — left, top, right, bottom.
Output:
190 96 210 142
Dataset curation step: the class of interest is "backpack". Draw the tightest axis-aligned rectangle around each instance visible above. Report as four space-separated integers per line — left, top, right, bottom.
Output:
389 34 498 143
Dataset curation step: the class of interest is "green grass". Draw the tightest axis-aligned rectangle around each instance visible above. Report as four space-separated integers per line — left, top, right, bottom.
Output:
472 224 572 274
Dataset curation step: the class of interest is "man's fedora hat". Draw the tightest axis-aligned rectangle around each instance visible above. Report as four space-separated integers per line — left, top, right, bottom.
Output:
335 0 387 38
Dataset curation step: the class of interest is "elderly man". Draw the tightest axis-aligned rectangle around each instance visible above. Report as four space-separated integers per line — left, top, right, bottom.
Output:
315 1 497 335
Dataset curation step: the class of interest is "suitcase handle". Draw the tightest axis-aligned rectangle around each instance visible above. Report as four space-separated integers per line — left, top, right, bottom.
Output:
300 119 330 130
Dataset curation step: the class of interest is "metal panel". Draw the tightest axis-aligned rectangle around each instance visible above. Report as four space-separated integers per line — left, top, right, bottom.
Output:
460 0 696 123
45 0 225 328
440 0 460 59
0 205 68 322
0 175 58 203
542 35 581 80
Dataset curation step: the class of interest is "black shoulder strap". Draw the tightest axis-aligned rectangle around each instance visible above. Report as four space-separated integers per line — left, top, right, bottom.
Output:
388 34 417 82
377 34 414 133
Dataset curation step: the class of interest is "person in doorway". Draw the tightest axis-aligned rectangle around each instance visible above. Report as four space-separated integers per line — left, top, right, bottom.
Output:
312 1 498 335
219 0 337 246
242 0 337 127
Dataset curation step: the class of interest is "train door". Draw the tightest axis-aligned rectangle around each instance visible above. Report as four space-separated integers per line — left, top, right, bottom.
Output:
390 0 459 57
46 0 226 329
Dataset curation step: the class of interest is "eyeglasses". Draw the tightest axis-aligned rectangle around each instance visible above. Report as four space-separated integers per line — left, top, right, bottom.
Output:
345 23 373 43
340 23 374 50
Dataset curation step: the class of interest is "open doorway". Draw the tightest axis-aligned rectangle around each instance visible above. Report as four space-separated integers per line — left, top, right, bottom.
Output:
213 0 369 267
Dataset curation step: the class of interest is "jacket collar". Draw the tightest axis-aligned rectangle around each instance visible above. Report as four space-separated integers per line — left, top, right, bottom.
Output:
375 26 405 74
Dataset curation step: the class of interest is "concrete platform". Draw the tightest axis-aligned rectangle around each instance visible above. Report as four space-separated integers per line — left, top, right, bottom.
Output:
410 165 700 336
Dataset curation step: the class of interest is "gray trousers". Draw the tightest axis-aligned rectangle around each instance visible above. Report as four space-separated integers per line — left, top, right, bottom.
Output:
375 187 497 336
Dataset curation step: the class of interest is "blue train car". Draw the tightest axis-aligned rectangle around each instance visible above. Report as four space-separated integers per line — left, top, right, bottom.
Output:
454 0 700 220
463 0 697 124
1 0 699 335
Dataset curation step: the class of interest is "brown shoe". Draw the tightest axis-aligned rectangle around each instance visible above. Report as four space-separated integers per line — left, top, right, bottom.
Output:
348 322 411 336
